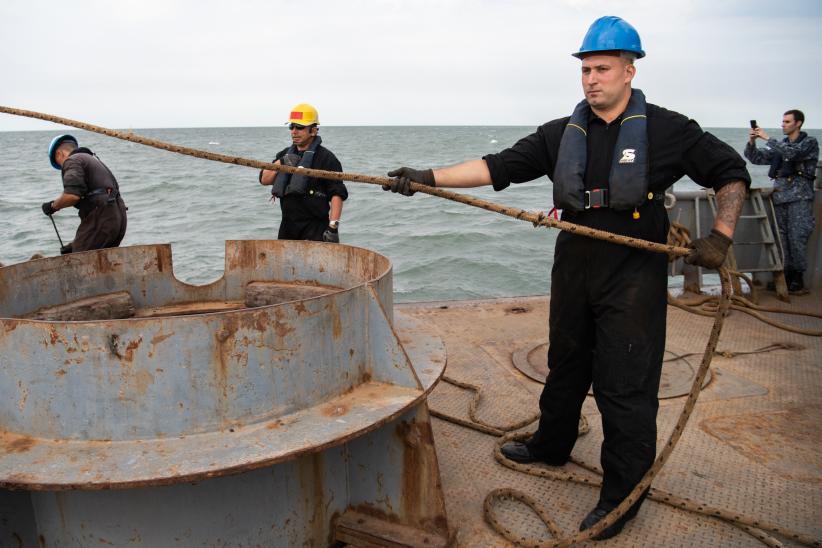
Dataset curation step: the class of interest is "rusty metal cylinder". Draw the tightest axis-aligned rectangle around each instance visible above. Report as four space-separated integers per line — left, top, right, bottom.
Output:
0 241 449 546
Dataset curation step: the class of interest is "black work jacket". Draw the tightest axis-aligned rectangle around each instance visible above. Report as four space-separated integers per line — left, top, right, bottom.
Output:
261 144 348 223
483 102 751 242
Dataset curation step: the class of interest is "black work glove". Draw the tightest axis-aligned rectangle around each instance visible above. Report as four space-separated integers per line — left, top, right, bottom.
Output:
384 167 435 196
60 243 73 255
322 227 340 243
42 201 57 216
684 229 732 269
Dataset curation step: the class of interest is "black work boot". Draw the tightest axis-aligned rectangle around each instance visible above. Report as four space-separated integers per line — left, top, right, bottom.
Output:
579 505 635 540
500 441 568 466
789 271 808 295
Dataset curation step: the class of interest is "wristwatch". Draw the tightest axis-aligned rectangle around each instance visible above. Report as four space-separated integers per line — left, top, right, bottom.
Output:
329 220 340 229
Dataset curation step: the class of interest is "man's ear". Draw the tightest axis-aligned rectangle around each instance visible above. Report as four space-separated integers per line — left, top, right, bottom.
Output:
625 63 636 83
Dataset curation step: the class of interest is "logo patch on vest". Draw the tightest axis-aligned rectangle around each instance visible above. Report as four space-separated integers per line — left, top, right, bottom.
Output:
619 149 636 164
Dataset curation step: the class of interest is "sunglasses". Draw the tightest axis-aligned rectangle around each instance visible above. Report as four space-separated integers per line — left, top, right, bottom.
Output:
289 124 310 131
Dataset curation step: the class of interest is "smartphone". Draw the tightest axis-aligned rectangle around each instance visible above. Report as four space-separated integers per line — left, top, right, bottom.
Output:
750 120 758 129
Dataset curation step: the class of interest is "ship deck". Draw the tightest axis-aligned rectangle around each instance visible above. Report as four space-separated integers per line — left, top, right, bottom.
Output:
398 290 822 547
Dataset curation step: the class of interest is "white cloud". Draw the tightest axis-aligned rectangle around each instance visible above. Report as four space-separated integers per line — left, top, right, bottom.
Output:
1 0 820 130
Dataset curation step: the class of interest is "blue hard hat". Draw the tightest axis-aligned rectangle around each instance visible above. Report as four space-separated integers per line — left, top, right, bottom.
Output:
48 134 78 170
572 16 645 59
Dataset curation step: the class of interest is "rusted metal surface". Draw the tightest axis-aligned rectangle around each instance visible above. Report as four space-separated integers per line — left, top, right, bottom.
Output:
0 241 449 545
335 510 450 547
339 405 452 546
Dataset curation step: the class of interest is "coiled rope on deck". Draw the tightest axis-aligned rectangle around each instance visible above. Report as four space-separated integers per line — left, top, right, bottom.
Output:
668 221 822 336
437 374 818 547
0 106 815 547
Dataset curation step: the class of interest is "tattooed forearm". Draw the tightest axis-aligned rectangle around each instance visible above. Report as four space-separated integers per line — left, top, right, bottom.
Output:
714 181 747 237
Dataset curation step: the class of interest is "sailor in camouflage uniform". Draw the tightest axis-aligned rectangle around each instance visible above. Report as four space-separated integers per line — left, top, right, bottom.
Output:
745 109 819 294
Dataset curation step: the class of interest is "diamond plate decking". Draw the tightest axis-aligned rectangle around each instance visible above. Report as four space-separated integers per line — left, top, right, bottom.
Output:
398 292 822 547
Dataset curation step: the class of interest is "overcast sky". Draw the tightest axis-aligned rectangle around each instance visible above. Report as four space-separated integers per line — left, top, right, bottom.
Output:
1 0 820 131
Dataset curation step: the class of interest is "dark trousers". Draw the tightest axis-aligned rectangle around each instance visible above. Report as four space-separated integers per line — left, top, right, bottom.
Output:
278 218 326 241
527 231 667 514
72 198 128 253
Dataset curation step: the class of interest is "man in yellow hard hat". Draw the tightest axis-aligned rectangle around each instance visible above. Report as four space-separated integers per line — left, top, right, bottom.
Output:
386 16 751 540
259 103 347 242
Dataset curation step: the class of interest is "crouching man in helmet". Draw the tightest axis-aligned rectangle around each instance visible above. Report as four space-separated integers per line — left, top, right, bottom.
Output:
259 103 348 242
386 16 751 540
43 135 128 254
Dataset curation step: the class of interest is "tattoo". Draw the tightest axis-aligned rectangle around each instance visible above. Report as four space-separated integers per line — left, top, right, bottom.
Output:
715 181 747 234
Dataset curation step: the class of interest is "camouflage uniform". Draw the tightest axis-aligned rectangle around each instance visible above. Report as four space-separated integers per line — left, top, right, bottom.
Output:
745 132 819 273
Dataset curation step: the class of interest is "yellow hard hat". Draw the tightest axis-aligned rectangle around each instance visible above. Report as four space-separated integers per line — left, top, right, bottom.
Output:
286 103 319 126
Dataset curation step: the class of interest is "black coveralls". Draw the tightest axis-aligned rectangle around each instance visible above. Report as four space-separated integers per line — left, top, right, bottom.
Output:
61 148 128 252
483 103 750 514
263 145 348 241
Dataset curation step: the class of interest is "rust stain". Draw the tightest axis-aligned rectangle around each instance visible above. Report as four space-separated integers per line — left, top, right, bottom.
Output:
151 332 174 346
322 403 349 417
397 417 450 536
331 302 342 340
2 320 18 334
5 435 36 453
294 301 308 315
213 316 239 426
132 369 155 396
228 241 259 270
55 369 67 377
273 319 294 338
94 252 119 274
123 337 143 362
155 246 170 273
297 453 327 537
348 503 401 525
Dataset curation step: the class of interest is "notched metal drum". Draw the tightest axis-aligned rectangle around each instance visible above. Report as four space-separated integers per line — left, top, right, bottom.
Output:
0 241 450 546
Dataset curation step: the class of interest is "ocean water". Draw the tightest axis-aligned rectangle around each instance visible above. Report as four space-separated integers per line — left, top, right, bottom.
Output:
1 125 818 302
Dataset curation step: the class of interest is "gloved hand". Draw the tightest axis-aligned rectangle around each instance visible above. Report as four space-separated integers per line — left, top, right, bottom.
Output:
684 229 732 269
383 167 435 196
322 227 339 243
42 201 57 216
60 243 73 255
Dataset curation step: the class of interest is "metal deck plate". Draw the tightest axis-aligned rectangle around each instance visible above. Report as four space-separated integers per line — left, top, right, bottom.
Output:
399 294 822 546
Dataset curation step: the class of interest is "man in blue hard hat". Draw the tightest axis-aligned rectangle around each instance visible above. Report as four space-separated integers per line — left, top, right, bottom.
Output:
43 135 127 253
386 16 750 539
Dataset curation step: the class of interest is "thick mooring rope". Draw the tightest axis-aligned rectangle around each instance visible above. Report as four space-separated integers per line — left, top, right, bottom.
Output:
0 106 687 259
436 375 819 547
2 106 814 546
667 221 822 337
